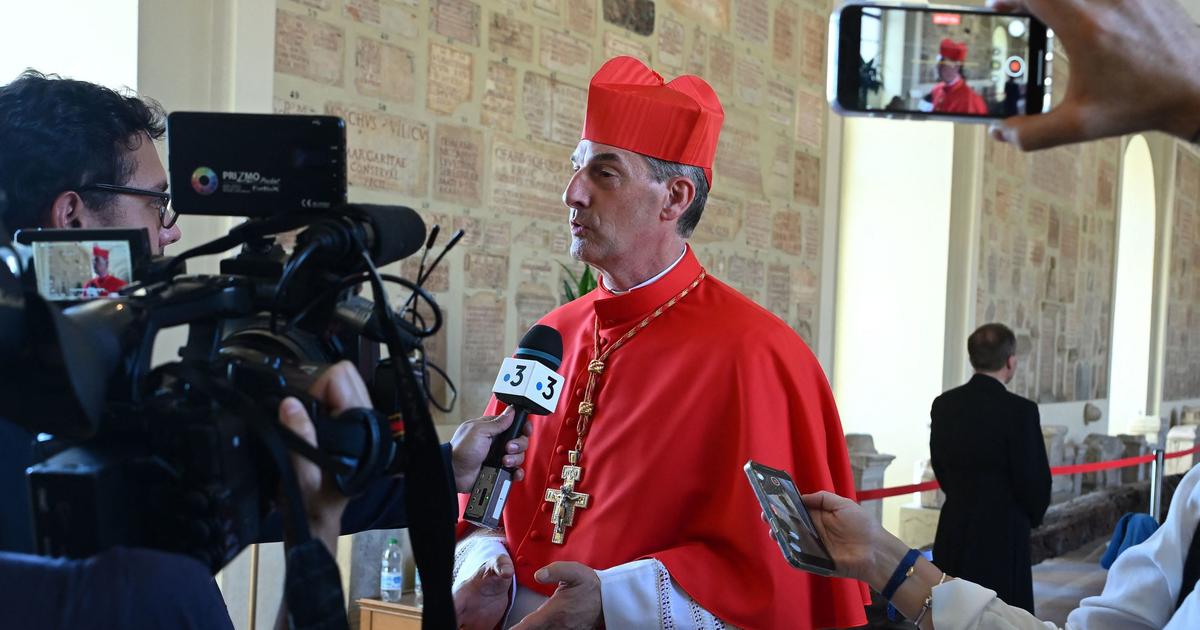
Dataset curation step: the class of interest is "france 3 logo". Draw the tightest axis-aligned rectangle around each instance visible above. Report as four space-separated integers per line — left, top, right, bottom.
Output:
491 357 564 416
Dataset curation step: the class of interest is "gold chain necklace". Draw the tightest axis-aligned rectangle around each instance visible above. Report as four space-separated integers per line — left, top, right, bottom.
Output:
543 269 706 544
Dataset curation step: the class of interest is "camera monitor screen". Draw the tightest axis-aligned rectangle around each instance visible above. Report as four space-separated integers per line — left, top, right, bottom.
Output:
14 228 150 302
852 7 1046 117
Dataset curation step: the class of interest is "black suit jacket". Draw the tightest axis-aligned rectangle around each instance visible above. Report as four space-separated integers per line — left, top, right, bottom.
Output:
930 373 1051 613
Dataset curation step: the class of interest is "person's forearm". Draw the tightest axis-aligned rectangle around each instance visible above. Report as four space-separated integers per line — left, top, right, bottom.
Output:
863 533 945 630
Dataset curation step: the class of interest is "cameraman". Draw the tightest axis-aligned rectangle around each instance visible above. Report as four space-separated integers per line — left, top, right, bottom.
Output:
0 69 183 552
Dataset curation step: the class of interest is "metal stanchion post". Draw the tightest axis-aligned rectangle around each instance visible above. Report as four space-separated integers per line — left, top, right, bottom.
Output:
1149 448 1166 523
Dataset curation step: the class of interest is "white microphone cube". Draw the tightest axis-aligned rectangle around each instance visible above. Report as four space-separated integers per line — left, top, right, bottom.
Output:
491 357 564 415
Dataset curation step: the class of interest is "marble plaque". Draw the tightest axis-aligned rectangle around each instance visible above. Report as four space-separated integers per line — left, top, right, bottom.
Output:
491 138 573 222
276 10 345 87
327 102 429 195
427 42 473 115
489 12 534 62
434 124 484 206
658 15 684 70
354 37 415 103
431 0 480 45
541 29 594 78
523 72 587 147
481 62 517 133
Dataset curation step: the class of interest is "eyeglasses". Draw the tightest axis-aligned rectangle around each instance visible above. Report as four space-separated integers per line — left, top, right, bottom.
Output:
80 183 179 229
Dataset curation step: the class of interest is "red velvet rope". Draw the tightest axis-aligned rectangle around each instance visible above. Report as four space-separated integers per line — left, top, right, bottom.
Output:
855 445 1200 502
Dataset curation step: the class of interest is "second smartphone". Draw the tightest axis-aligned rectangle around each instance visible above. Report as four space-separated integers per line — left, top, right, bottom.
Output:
828 2 1052 122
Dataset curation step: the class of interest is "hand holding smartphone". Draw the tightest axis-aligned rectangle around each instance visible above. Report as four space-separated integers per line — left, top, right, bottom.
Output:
744 460 837 577
829 2 1052 123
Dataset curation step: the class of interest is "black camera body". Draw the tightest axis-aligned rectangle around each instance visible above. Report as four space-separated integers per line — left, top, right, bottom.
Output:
5 114 443 574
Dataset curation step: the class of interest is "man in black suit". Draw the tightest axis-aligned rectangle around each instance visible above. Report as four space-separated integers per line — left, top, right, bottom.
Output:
930 323 1051 614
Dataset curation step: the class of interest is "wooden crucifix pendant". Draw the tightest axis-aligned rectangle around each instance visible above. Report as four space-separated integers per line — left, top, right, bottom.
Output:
543 451 590 544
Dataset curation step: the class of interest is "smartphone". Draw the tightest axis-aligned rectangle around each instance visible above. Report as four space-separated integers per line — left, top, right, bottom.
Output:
744 460 837 577
13 228 151 302
828 2 1053 122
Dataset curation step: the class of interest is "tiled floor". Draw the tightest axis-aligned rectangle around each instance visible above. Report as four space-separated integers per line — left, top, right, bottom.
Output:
1032 538 1110 626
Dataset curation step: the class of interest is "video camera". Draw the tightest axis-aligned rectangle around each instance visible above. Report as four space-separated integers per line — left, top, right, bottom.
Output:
0 113 460 625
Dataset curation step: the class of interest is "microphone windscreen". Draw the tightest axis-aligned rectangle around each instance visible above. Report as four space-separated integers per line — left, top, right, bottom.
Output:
348 204 427 265
515 324 563 370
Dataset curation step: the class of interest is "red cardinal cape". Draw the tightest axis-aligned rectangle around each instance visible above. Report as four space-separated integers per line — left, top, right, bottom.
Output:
460 247 868 629
83 274 127 296
932 79 988 115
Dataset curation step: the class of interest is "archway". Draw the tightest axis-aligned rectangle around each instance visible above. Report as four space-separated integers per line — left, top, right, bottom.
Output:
1108 136 1157 434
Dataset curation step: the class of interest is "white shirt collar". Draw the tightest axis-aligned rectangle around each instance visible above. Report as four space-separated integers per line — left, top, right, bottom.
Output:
601 246 688 295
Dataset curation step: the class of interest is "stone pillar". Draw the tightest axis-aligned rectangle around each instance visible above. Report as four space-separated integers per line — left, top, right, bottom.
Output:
915 458 945 509
1063 440 1083 499
845 433 896 524
1167 425 1200 475
1082 434 1124 493
1129 414 1169 449
1118 434 1150 483
1042 425 1073 504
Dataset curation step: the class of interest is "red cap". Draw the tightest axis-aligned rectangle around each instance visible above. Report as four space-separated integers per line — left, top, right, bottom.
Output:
939 38 968 63
92 245 110 260
582 56 724 186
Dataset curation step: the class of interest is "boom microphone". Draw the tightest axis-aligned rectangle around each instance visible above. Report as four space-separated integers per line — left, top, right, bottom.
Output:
464 324 564 529
297 204 426 268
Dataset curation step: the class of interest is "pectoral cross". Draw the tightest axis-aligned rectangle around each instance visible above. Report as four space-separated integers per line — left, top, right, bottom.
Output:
544 451 590 544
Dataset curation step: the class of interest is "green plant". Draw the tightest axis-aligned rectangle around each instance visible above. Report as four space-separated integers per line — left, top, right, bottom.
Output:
558 261 598 303
859 55 883 106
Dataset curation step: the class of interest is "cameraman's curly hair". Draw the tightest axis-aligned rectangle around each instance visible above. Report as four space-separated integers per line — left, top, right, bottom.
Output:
0 70 166 231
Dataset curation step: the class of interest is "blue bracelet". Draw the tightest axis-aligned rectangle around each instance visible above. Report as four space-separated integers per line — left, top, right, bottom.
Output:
881 548 921 601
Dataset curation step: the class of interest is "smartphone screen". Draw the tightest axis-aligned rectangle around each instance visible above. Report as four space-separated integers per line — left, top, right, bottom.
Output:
744 460 837 576
833 3 1050 120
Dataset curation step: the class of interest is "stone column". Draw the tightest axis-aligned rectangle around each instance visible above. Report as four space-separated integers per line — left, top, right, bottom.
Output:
845 433 896 524
1167 425 1200 475
1042 425 1073 503
1118 434 1150 483
1082 434 1124 493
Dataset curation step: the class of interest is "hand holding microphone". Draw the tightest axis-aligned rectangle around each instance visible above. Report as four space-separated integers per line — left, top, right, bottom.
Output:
450 407 532 492
463 324 564 529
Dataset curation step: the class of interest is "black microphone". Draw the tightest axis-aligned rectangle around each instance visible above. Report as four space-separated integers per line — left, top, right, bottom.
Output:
464 324 565 529
297 204 426 269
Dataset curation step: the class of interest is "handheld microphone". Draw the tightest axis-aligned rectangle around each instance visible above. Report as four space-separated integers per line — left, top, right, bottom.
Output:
464 324 564 529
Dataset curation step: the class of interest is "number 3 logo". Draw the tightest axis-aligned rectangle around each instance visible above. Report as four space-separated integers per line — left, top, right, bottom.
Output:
542 375 558 400
510 365 527 387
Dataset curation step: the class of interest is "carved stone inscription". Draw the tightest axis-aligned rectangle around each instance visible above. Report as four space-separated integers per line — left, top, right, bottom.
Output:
481 62 517 133
354 38 415 103
276 10 345 87
491 139 573 221
327 102 429 195
523 73 587 147
427 43 473 115
434 124 484 206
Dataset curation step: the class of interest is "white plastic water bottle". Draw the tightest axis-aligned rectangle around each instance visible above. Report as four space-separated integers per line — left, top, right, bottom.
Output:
413 568 423 607
380 537 404 603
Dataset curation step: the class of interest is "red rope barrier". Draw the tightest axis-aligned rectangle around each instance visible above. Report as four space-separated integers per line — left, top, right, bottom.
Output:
855 445 1200 502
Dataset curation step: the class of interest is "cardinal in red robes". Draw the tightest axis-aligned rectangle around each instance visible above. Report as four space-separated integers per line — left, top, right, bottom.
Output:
932 38 989 115
453 56 867 630
82 245 127 297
